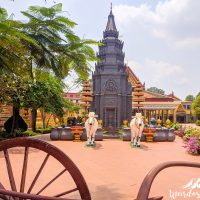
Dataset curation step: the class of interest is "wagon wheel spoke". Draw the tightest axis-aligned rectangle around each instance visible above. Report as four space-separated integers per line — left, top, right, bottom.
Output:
54 188 78 198
0 182 9 200
3 149 18 200
27 153 50 194
36 168 67 195
0 189 76 200
20 147 29 193
0 138 91 200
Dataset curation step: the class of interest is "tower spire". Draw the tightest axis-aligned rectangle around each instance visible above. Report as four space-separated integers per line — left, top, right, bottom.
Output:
105 3 117 33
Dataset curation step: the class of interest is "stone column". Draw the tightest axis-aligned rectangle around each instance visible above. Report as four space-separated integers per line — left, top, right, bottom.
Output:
148 110 150 123
162 110 164 125
173 109 177 123
144 109 147 120
167 110 169 119
155 110 158 120
158 110 160 119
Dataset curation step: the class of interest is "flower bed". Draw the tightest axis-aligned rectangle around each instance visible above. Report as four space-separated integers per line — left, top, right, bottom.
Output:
182 128 200 155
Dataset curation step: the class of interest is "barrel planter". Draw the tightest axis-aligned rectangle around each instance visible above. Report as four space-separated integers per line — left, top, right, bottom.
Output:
57 127 63 140
154 128 169 141
60 127 73 140
50 127 59 140
168 128 175 142
122 128 131 141
95 128 103 141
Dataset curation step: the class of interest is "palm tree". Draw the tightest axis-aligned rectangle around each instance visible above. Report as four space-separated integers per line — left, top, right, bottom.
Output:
21 3 98 131
0 7 39 134
0 7 36 74
22 3 97 78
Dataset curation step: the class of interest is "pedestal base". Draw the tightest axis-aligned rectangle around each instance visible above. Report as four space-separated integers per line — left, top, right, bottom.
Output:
144 133 154 142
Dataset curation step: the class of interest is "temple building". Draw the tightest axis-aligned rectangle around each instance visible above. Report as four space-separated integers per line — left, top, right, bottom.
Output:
92 7 132 128
0 7 194 130
126 66 193 124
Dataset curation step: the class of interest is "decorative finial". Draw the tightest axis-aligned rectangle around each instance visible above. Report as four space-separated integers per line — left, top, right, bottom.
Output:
111 2 112 11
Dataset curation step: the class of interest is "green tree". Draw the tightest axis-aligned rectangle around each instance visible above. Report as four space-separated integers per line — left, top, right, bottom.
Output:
147 87 165 95
196 92 200 98
0 74 28 134
192 95 200 120
22 71 76 130
21 4 97 130
0 7 35 74
0 4 98 133
21 3 97 79
23 72 63 131
0 7 37 134
185 95 195 102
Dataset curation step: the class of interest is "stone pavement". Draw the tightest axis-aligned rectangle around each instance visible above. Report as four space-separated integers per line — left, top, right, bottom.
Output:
0 136 199 200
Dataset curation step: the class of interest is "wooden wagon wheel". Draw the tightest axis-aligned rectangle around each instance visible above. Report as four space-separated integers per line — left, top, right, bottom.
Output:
136 161 200 200
0 137 91 200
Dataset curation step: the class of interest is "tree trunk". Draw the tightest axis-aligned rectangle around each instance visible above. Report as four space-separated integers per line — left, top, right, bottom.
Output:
11 101 20 136
31 108 37 132
40 109 46 129
46 113 53 128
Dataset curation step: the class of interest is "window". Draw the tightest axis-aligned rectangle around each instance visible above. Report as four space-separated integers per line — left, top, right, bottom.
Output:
187 105 191 110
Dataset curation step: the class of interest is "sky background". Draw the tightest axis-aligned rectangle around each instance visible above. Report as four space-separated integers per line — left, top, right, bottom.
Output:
0 0 199 100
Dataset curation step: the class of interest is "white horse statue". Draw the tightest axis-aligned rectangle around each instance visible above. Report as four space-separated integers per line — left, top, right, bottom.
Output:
85 112 98 146
130 113 144 147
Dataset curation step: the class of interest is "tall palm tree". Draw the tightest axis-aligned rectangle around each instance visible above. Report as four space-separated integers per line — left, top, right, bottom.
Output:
0 7 39 134
22 3 97 78
0 7 35 74
21 3 98 131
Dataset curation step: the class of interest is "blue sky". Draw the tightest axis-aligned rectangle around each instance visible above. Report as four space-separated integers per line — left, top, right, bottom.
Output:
0 0 199 100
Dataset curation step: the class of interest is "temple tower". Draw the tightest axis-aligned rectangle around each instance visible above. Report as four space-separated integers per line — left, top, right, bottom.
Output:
92 6 132 129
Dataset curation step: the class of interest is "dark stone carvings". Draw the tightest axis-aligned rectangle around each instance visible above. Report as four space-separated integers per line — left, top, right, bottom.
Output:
105 79 118 93
92 9 132 129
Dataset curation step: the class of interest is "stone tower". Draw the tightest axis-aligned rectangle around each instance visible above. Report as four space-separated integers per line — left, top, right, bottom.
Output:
92 7 132 129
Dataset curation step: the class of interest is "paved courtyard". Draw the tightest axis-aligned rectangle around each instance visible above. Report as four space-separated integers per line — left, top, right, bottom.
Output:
0 136 199 200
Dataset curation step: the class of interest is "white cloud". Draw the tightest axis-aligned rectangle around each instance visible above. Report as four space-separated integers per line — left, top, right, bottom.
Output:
114 0 200 48
175 37 200 48
129 58 189 96
128 60 143 70
178 77 189 85
112 0 200 99
145 59 182 76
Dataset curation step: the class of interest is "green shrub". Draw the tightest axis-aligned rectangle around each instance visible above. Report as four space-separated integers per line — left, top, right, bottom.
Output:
36 127 52 134
183 128 200 141
196 120 200 126
23 130 39 136
0 130 39 139
14 129 24 137
171 122 180 130
0 131 10 139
